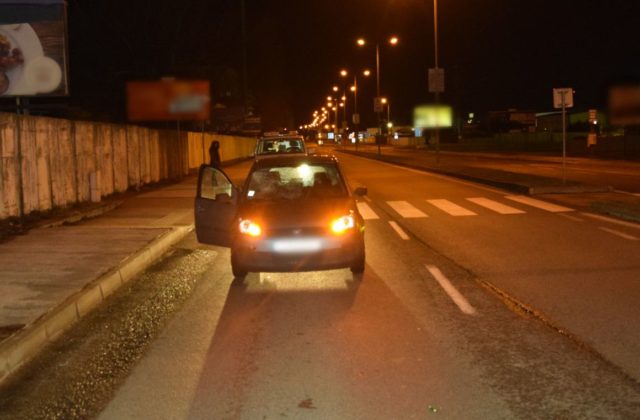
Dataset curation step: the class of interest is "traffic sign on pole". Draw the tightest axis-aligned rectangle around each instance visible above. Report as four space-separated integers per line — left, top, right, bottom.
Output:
428 68 445 93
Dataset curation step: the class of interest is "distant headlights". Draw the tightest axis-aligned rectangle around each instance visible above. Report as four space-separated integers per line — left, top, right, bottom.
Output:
239 219 262 237
331 215 355 234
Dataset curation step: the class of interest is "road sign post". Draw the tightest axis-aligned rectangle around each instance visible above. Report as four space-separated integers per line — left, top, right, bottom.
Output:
429 68 445 163
553 88 574 184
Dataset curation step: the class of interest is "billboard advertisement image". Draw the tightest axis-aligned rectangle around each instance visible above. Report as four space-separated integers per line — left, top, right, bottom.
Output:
0 0 68 97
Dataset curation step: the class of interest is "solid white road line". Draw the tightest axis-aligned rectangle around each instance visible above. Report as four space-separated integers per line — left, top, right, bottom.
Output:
388 221 410 240
598 227 639 241
466 197 525 215
387 201 428 218
581 212 640 230
425 265 477 315
427 199 477 216
504 195 574 213
357 202 379 220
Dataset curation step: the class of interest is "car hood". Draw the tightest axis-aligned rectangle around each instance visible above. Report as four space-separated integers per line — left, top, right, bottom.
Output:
238 197 358 231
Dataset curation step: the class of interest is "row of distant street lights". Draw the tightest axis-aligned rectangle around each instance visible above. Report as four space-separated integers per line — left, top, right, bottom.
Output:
301 0 444 159
302 35 399 136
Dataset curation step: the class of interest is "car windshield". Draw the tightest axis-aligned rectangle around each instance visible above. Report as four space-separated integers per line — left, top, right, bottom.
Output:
256 138 304 155
245 163 346 201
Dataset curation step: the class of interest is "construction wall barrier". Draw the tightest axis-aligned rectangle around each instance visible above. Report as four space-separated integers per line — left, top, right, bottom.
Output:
0 112 255 220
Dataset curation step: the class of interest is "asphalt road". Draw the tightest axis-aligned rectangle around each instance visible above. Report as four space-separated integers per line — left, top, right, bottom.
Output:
98 152 640 418
2 151 639 419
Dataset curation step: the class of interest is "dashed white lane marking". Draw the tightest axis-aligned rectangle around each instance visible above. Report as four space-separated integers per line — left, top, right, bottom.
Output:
357 202 379 220
387 201 428 218
504 195 574 213
581 212 640 230
598 227 639 241
388 221 410 240
425 265 477 315
427 199 477 216
466 197 525 215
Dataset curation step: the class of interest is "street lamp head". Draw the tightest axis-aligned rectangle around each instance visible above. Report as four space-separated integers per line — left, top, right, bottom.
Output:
389 36 399 45
350 85 356 92
327 95 332 101
357 38 366 46
332 86 338 92
363 69 371 77
340 69 348 77
381 97 388 104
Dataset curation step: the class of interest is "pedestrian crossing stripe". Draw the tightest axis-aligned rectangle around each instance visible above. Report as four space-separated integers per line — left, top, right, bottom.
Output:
427 199 477 216
387 201 429 218
356 202 379 220
504 195 574 213
466 197 525 214
359 196 574 221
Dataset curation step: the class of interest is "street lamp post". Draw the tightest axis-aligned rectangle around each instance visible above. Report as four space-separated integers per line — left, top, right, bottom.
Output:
433 0 441 162
357 36 398 135
341 68 371 150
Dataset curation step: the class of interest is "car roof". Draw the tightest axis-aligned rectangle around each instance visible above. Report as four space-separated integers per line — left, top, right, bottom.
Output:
251 154 339 169
258 135 304 141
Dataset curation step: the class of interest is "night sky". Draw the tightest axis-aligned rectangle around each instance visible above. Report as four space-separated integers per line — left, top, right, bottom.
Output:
65 0 640 129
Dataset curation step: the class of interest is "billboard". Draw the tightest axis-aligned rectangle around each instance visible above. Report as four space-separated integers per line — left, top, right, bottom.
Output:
413 105 453 128
127 79 211 122
609 85 640 126
0 0 69 96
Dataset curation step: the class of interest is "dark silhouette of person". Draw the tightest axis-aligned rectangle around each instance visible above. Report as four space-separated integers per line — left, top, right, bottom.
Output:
209 140 221 167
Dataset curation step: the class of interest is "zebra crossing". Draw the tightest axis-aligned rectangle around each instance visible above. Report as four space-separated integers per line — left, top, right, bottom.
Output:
356 195 574 220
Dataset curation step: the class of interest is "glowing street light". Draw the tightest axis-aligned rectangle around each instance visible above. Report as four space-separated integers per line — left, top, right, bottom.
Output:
340 68 371 137
357 35 398 134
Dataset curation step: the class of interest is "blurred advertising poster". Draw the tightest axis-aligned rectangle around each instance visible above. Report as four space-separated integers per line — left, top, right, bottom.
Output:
127 79 211 122
0 0 68 96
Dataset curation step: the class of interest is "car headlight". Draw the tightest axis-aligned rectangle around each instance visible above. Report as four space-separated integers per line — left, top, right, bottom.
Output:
239 219 262 237
331 215 355 234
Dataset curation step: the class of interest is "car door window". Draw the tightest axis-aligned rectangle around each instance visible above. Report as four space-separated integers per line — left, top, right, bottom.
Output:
199 166 233 200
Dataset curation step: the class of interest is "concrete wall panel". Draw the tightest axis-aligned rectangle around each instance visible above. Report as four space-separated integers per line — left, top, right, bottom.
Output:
0 112 255 220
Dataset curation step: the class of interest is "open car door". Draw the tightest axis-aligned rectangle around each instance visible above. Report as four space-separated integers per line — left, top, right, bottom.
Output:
194 165 239 247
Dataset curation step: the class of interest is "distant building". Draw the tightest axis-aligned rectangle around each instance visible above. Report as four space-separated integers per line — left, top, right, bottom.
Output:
536 110 607 132
487 109 536 133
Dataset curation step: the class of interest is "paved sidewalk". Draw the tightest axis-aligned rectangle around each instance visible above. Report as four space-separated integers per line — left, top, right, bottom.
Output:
0 177 197 383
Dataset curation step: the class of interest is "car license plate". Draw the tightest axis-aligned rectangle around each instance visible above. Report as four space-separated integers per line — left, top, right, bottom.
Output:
272 238 322 253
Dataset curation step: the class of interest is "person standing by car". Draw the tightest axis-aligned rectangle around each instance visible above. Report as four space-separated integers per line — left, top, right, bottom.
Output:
209 140 221 167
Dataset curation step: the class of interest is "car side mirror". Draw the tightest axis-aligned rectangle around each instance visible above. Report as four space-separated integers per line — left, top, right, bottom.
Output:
353 186 367 197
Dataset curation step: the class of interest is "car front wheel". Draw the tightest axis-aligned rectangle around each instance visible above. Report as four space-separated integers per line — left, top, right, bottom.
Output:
231 251 248 279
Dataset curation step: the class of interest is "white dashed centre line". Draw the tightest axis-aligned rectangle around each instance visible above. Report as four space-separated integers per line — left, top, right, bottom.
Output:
598 227 639 241
388 221 410 240
425 265 477 315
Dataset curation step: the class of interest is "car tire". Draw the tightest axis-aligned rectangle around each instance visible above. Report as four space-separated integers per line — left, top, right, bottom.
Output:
350 242 365 275
231 252 248 279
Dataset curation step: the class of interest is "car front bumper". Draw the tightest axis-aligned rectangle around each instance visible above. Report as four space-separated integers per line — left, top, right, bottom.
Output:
232 233 363 273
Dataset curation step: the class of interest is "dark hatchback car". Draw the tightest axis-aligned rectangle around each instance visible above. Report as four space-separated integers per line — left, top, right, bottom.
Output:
194 155 367 279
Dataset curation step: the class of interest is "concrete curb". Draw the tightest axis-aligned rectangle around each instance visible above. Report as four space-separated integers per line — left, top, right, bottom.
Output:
0 224 194 385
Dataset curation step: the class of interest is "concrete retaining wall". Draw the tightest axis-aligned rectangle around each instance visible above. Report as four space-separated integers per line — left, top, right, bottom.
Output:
0 112 255 220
